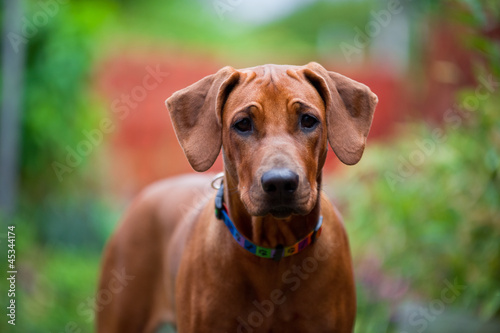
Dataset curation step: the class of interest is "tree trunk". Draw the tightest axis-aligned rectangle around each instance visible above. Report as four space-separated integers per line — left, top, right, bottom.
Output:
0 0 26 216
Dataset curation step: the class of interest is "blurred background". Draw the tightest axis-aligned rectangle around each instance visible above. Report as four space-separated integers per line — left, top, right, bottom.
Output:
0 0 499 332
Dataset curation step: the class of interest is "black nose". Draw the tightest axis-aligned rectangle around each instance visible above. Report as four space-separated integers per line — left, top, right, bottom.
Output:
261 168 299 197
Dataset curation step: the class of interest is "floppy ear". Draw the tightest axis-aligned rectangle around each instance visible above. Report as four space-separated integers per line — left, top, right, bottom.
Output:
301 62 378 165
166 67 240 172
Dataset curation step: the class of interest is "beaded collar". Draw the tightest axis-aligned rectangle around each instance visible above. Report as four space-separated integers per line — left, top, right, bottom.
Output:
215 183 323 261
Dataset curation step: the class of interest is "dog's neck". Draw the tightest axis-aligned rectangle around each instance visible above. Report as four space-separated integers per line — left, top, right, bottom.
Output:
223 171 321 249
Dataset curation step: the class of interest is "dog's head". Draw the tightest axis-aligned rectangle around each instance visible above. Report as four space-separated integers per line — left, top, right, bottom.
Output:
166 63 377 219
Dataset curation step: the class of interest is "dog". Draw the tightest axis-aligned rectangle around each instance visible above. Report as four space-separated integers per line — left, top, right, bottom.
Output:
96 62 377 332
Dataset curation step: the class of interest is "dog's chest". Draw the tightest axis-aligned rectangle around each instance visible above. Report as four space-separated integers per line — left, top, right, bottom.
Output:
192 272 339 332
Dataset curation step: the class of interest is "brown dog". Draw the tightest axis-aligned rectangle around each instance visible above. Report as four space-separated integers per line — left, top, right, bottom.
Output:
96 62 377 332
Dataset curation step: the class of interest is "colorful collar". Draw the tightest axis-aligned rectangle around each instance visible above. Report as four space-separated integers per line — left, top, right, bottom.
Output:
215 182 323 261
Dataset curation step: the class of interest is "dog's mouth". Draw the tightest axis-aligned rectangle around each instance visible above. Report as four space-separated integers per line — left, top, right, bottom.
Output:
249 199 313 219
268 206 295 219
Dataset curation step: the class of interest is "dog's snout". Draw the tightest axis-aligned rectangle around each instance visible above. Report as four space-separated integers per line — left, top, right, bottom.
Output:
261 168 299 197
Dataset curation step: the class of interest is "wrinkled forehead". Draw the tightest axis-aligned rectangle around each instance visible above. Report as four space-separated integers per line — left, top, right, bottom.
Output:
224 65 324 113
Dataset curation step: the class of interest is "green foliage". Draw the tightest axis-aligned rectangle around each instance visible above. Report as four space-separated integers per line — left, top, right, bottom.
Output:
18 251 99 333
21 1 109 199
333 101 500 331
0 217 100 333
16 1 122 249
105 0 375 64
240 0 374 62
326 2 500 331
329 10 500 328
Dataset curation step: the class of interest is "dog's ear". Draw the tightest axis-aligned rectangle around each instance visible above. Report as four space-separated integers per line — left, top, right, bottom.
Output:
166 67 240 172
300 62 378 165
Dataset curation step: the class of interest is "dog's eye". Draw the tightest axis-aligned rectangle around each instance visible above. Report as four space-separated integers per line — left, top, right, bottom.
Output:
233 118 253 133
300 114 319 130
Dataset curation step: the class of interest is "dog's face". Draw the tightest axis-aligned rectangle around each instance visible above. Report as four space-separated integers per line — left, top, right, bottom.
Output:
166 63 377 219
221 67 328 218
